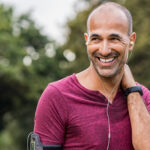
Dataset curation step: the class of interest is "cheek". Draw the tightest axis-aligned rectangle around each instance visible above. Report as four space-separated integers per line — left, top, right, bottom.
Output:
87 45 99 53
121 45 129 58
124 50 129 61
119 50 129 66
110 42 125 51
112 43 128 56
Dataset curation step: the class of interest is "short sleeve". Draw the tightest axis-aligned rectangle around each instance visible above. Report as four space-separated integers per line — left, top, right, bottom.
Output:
141 85 150 113
34 84 68 145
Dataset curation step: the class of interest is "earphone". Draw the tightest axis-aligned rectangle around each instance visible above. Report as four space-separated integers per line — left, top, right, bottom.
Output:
130 41 134 46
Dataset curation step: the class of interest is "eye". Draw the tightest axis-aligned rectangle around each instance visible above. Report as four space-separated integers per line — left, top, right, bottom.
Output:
110 37 120 41
91 37 99 41
109 35 121 41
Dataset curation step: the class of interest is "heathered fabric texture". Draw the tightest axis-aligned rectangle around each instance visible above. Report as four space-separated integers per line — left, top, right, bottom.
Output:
34 74 150 150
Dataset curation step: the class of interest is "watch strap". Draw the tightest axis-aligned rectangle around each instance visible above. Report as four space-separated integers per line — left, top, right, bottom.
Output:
124 86 143 97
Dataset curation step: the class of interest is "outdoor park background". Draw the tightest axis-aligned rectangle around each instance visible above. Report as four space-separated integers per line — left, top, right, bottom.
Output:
0 0 150 149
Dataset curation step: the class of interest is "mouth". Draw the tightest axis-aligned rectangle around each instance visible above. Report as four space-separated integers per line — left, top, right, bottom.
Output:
98 57 115 63
97 57 116 64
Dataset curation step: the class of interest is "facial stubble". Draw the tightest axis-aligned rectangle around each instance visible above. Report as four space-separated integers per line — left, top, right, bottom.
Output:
88 46 129 79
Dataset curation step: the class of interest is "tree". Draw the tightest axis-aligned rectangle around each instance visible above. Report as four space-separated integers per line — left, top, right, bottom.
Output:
124 0 150 87
0 3 66 150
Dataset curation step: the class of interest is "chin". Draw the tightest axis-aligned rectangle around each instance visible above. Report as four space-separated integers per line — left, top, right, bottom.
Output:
96 68 121 78
98 73 116 78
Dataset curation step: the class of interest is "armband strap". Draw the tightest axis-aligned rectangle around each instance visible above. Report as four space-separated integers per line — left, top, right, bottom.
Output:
43 145 62 150
27 132 62 150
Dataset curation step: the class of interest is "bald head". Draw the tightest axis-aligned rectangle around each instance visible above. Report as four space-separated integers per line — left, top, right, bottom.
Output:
87 2 133 35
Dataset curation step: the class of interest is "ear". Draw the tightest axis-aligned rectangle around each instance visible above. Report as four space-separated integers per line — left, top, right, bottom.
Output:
84 33 88 45
129 32 136 51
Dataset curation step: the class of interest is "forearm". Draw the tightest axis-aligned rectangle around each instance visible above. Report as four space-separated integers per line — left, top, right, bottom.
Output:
127 92 150 150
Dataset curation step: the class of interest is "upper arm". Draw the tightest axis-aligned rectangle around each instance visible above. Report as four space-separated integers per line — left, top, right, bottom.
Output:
34 85 68 145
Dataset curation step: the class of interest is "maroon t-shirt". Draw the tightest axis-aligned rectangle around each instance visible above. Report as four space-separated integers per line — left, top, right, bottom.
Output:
34 74 150 150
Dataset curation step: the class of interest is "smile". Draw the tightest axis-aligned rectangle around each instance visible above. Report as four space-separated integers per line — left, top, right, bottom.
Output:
98 57 115 63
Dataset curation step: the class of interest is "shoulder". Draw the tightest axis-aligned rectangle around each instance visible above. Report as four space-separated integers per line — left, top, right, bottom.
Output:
49 73 77 93
50 74 75 86
39 74 75 103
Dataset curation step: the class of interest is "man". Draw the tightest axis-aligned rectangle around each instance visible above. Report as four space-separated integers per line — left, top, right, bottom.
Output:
33 2 150 150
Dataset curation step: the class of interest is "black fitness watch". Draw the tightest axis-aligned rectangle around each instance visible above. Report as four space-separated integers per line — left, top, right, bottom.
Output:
124 86 143 97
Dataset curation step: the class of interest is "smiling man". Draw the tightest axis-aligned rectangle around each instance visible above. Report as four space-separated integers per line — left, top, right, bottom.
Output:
33 2 150 150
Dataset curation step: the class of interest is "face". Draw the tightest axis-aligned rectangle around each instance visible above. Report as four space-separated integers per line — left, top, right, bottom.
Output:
85 7 136 78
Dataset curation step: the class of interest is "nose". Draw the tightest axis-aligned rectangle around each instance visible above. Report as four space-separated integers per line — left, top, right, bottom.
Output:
99 40 111 57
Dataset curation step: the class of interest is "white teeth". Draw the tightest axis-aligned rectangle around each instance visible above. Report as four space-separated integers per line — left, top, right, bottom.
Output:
99 58 115 63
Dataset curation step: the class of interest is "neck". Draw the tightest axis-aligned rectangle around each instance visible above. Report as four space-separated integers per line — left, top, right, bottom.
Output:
76 65 123 103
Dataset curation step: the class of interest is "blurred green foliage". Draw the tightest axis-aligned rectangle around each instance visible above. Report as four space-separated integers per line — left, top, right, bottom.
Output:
0 0 149 149
0 3 66 150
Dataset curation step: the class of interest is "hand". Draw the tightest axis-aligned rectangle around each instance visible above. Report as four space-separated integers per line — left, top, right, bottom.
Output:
121 64 136 90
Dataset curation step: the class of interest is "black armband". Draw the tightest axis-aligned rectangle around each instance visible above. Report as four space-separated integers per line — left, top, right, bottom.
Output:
28 132 62 150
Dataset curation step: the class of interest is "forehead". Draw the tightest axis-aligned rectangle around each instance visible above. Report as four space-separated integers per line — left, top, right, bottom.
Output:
88 6 129 35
